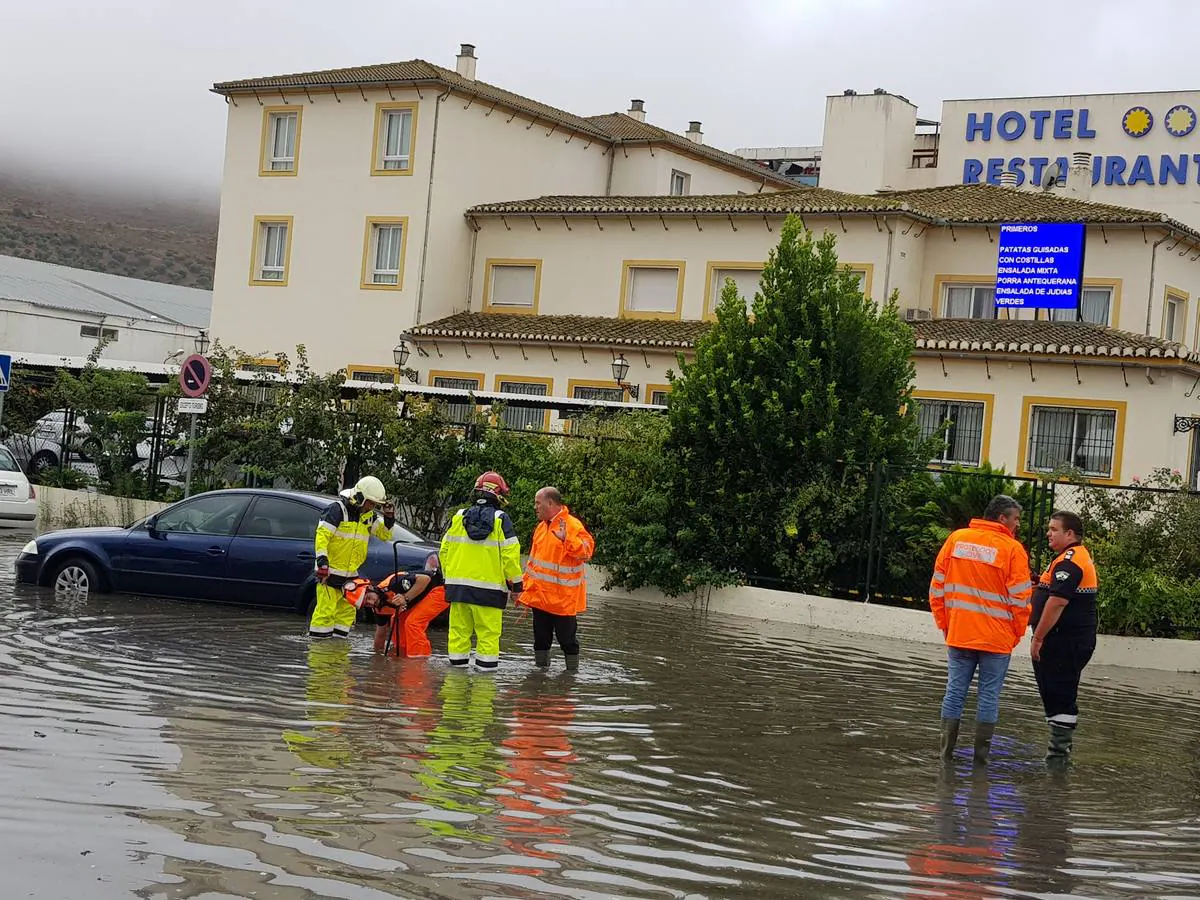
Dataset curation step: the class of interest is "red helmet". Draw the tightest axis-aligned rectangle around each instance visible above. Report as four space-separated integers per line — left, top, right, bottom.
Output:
474 471 510 498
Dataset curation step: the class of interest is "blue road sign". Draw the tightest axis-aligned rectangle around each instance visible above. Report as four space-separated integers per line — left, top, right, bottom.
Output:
0 354 12 393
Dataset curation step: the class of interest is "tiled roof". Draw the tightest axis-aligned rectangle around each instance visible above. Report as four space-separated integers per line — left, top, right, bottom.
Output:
412 312 1199 364
468 188 898 216
911 318 1197 361
408 312 709 348
212 62 794 187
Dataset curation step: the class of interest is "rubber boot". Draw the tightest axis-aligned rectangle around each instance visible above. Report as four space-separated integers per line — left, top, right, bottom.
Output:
1046 724 1073 760
565 653 579 672
973 721 996 766
939 718 960 762
534 650 550 669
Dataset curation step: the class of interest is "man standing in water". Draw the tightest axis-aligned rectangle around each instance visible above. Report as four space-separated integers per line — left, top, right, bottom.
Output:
929 495 1033 765
1029 511 1098 762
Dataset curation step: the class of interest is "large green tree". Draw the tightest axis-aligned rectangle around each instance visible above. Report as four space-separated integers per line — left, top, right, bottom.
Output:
665 215 923 593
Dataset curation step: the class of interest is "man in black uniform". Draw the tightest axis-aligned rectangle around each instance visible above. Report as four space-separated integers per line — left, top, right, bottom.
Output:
1029 510 1099 762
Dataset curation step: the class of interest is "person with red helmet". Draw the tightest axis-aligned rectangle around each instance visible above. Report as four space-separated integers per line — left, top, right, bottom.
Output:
438 471 524 671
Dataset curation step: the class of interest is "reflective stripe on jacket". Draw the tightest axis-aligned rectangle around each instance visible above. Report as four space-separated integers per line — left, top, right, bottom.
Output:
314 494 393 580
521 506 594 616
929 518 1033 654
439 501 523 610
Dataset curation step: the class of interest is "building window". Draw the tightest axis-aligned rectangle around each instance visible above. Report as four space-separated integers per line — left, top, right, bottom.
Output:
79 325 118 342
372 102 418 175
238 357 283 374
647 385 671 407
431 372 482 424
346 365 398 384
250 217 292 286
495 377 551 431
260 108 300 174
942 284 996 319
707 264 763 317
846 267 871 297
1027 405 1119 479
621 261 684 319
1164 290 1188 342
361 217 408 289
670 170 691 196
1050 286 1114 326
483 260 541 313
917 398 986 467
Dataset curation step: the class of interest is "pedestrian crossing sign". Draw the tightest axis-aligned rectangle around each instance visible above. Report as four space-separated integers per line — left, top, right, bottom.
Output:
0 354 11 393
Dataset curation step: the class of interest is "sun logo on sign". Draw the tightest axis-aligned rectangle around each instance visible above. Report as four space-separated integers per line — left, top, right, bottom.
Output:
1122 106 1153 138
1165 104 1197 138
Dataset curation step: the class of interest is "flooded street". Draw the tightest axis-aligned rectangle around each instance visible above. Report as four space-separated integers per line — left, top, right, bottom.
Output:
2 536 1200 899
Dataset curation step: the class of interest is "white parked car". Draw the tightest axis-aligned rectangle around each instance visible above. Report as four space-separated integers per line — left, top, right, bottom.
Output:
0 446 37 528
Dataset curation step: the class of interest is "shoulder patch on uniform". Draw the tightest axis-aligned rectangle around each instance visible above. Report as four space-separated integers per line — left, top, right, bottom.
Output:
951 541 999 565
1055 570 1070 581
1064 549 1075 560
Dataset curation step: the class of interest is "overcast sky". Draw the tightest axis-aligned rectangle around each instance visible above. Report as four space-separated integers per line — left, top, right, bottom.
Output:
2 0 1196 200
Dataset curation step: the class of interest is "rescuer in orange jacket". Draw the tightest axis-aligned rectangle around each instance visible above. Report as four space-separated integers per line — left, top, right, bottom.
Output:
929 494 1033 766
517 486 595 672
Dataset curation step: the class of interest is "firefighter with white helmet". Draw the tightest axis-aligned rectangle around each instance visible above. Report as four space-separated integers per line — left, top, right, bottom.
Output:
308 475 396 638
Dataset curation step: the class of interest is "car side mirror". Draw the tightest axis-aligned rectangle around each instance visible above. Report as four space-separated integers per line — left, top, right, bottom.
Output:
146 514 160 533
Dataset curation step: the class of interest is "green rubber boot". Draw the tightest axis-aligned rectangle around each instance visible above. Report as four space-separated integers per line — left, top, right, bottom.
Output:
1047 724 1073 760
534 650 550 669
973 721 996 766
565 653 579 672
939 718 960 762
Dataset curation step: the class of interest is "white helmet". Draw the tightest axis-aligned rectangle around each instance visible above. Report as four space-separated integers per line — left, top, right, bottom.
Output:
353 475 387 504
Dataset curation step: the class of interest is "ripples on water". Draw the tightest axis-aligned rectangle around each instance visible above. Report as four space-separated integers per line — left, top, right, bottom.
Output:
1 540 1199 898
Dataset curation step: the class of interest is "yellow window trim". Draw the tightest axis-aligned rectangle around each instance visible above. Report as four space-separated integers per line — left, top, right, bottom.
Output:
482 258 543 315
238 356 283 372
619 259 686 321
493 374 553 430
248 215 294 287
703 260 763 320
645 382 672 406
841 262 875 300
428 369 484 388
346 364 399 383
370 101 420 177
258 105 302 177
1017 395 1127 486
912 390 995 467
1164 285 1190 343
359 216 410 291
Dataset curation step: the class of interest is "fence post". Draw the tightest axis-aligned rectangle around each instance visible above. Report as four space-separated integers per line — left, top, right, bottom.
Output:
863 463 885 603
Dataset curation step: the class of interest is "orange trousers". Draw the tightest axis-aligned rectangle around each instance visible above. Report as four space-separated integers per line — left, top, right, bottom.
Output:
377 587 448 657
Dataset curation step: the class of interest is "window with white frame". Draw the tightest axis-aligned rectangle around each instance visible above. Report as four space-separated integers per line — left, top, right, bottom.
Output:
942 284 996 319
255 220 289 283
266 111 298 172
367 222 404 285
917 398 985 467
848 268 868 295
377 106 414 172
497 380 548 431
1027 405 1118 479
670 170 691 196
487 264 538 309
625 265 681 315
1165 293 1187 342
710 267 762 311
432 374 480 424
1050 286 1113 326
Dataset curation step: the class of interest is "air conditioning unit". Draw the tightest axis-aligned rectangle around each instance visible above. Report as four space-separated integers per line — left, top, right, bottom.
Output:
905 308 932 321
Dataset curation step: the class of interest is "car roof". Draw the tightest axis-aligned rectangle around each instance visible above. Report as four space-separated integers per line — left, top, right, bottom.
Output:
194 487 336 507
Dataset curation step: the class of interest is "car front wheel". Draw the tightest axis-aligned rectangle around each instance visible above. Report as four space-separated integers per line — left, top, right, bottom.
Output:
50 557 102 596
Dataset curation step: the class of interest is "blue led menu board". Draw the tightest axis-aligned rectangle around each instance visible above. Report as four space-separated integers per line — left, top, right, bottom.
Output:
995 222 1086 310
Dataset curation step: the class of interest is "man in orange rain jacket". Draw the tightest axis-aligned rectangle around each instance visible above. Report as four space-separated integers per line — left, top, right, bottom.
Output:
518 486 595 672
929 494 1033 767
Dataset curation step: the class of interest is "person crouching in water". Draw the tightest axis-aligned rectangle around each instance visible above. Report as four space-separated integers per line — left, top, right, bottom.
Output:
517 486 595 672
370 554 449 658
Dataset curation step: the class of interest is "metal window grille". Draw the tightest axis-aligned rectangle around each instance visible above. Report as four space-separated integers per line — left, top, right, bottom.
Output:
498 381 548 430
433 376 480 423
1028 406 1117 478
917 399 985 466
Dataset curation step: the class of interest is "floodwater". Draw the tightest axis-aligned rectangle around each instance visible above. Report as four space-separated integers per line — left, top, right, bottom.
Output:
2 540 1200 900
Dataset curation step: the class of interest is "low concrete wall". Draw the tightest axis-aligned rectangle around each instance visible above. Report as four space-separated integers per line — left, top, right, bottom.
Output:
588 566 1200 674
36 486 170 532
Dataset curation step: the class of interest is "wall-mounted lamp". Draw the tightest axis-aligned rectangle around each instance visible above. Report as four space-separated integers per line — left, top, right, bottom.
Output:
611 353 639 401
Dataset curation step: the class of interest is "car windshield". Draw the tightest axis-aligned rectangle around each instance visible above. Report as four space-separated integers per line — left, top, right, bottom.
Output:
0 448 19 472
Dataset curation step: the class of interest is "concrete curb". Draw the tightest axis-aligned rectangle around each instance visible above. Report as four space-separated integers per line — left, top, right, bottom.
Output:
587 566 1200 674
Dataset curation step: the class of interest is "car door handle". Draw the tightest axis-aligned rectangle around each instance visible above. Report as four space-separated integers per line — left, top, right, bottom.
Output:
297 551 315 560
206 546 226 556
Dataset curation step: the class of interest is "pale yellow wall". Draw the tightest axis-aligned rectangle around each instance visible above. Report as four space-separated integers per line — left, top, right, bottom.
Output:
609 146 779 196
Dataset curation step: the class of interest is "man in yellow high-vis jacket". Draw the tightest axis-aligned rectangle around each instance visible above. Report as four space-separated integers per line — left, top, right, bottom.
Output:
439 471 523 671
309 475 395 638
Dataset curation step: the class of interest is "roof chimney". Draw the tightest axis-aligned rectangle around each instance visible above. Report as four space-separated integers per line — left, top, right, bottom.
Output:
686 121 703 144
628 99 645 122
456 44 476 80
1067 151 1093 201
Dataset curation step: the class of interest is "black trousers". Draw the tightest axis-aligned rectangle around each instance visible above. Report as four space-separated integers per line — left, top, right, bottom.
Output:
532 609 579 654
1032 630 1096 729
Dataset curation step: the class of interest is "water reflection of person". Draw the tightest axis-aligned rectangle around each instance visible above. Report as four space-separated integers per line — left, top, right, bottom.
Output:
281 640 359 792
906 772 1023 899
497 672 578 870
1007 770 1077 897
410 671 506 843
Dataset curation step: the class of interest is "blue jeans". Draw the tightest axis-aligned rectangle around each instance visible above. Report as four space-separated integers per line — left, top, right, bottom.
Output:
941 647 1011 724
